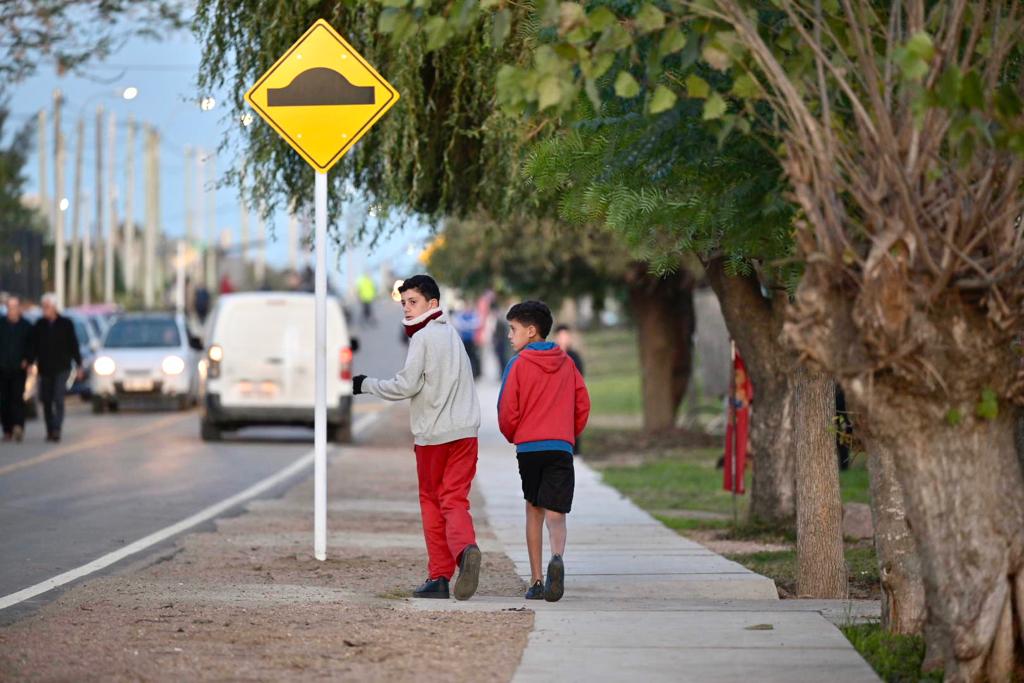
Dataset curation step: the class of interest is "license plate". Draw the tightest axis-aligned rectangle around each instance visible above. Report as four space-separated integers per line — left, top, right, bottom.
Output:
123 379 154 392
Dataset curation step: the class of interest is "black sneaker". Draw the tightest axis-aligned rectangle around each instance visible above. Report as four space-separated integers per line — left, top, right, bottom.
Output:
544 555 564 602
525 580 545 600
453 544 481 601
413 577 450 599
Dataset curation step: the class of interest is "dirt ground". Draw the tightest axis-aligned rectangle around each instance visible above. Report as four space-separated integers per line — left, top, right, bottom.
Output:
0 405 532 682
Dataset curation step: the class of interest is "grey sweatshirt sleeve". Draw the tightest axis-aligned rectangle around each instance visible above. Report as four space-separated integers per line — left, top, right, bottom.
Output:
362 335 427 400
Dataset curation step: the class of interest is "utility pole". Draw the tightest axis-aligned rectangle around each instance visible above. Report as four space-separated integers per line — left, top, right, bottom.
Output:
38 110 48 230
206 152 217 290
143 125 156 308
91 105 104 306
254 203 266 286
53 90 66 309
240 198 250 288
123 116 136 296
288 201 298 273
69 117 84 306
194 148 206 286
104 111 117 303
184 145 194 251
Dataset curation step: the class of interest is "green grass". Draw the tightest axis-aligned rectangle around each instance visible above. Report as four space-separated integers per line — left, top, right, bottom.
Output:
587 373 643 416
840 460 871 504
840 623 943 683
724 546 879 599
581 327 643 416
600 448 870 521
601 449 752 516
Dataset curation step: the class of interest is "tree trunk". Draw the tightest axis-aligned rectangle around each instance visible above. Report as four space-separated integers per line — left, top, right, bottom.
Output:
627 267 695 432
704 258 795 523
792 366 847 598
851 390 1024 681
865 438 926 635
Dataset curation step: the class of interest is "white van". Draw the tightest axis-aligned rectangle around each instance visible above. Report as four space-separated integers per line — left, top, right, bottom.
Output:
199 292 357 442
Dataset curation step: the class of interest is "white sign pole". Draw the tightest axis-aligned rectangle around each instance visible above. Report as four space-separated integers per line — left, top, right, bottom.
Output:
314 170 328 561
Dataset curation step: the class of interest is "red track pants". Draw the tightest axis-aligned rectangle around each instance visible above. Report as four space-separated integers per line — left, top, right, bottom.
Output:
414 437 478 580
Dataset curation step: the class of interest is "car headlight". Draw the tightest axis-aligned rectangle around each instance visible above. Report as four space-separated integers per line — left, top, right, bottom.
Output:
93 356 116 376
208 344 223 363
162 355 186 375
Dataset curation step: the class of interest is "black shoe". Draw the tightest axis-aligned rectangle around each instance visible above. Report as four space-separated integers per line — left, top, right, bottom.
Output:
2 433 10 442
53 431 61 443
525 580 545 600
453 544 481 601
544 555 564 602
45 432 56 442
413 577 449 599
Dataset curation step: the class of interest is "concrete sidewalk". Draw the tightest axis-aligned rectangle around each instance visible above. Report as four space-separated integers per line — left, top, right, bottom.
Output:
414 382 880 682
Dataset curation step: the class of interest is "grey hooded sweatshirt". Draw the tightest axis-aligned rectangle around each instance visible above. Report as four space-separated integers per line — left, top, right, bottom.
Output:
361 310 481 446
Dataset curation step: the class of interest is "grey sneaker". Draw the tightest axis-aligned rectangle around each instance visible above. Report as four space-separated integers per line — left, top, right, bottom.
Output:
453 544 481 601
544 554 564 602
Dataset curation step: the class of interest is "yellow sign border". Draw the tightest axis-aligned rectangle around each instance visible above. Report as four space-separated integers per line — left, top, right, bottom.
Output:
244 19 399 173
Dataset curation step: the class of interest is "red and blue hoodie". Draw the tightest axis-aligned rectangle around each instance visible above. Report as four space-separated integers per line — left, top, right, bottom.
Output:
498 341 591 454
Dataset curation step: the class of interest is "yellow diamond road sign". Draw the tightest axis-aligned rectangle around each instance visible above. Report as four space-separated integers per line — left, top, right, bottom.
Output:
245 19 399 173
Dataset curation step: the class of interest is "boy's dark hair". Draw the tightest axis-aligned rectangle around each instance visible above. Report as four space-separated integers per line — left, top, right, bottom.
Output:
398 274 441 302
554 324 571 334
507 300 553 339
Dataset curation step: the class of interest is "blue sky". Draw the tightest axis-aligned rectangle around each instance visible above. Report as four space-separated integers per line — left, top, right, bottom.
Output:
6 12 431 294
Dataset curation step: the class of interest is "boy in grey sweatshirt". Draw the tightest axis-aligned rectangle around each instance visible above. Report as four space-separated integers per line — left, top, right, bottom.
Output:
352 275 482 600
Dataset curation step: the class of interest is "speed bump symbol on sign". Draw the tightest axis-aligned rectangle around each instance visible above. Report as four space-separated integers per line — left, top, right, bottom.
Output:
245 19 400 173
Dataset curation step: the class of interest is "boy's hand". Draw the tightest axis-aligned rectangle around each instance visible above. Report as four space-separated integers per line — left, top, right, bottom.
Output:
352 375 366 395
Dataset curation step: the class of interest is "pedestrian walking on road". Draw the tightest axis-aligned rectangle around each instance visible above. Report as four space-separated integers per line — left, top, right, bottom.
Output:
351 274 483 601
499 301 590 602
31 294 84 442
0 296 34 442
356 273 377 326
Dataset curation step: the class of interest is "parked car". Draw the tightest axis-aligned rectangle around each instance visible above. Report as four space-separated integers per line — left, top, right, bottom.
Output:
90 313 203 412
199 292 357 442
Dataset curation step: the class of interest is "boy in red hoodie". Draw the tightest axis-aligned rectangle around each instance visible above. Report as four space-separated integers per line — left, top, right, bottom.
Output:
498 301 590 602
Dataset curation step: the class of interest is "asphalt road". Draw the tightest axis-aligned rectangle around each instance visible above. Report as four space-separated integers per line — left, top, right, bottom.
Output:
0 297 406 623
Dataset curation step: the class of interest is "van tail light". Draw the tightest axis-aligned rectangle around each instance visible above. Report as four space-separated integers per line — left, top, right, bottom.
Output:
339 347 353 381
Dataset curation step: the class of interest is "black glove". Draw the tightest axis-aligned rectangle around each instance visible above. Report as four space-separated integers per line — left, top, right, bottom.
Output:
352 375 366 395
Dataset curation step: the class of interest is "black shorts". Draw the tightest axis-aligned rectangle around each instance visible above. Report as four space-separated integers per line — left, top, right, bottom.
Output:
517 450 575 513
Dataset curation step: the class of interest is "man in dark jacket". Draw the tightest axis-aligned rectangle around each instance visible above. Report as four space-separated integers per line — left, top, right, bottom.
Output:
0 296 34 442
32 294 83 442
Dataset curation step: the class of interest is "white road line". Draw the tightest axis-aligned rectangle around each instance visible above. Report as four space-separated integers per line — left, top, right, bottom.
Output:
0 411 382 611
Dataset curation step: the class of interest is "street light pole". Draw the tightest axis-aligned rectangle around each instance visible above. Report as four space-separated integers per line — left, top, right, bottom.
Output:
69 117 84 306
53 90 66 309
38 110 48 231
92 105 104 306
254 202 266 286
123 116 136 296
206 152 217 290
104 111 117 303
195 148 206 286
144 125 156 309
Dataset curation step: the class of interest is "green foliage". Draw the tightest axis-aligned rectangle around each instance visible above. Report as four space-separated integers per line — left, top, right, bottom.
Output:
0 1 186 87
0 107 45 240
194 0 533 230
523 94 796 279
840 624 944 683
423 213 630 304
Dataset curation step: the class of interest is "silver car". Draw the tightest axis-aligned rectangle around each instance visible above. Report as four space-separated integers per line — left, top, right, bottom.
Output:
90 313 203 412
